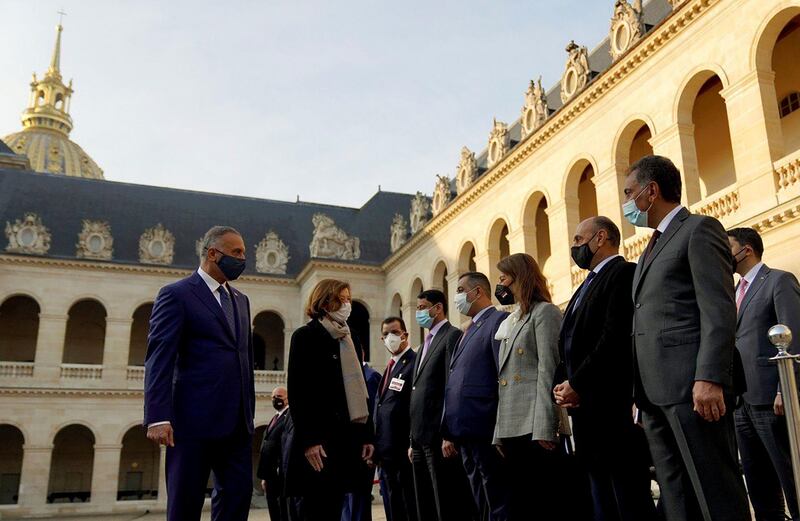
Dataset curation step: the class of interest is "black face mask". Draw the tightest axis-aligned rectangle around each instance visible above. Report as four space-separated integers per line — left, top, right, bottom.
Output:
731 248 746 273
215 250 246 281
570 232 598 270
272 397 285 411
495 284 515 306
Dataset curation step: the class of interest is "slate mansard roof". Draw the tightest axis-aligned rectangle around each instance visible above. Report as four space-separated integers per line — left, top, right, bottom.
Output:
0 167 414 277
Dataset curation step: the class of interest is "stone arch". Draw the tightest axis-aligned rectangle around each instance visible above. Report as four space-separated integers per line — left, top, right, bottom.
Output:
432 260 450 303
457 240 478 274
118 425 159 500
128 302 153 367
0 294 40 363
253 311 285 371
389 293 403 320
486 217 512 287
48 424 96 503
0 424 24 504
63 299 107 365
614 116 656 167
409 278 425 345
563 157 600 249
520 190 552 268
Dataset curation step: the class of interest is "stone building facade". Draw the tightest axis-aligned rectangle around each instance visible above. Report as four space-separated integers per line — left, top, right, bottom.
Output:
2 0 800 517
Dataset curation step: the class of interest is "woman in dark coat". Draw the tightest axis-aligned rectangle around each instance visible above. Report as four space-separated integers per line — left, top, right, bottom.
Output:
286 278 374 521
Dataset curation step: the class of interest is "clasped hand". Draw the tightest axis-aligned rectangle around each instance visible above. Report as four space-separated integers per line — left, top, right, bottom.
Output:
305 443 374 472
553 380 580 408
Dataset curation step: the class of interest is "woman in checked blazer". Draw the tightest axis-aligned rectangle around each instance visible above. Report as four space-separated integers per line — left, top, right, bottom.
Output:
493 252 565 521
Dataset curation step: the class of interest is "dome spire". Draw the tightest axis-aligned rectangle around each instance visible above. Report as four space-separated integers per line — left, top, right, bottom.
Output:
48 14 66 79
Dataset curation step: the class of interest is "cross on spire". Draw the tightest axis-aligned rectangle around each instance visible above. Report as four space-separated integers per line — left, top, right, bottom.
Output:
58 10 67 25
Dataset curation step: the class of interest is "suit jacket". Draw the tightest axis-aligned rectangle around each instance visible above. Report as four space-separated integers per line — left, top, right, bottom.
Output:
143 271 255 439
285 319 371 495
494 302 562 444
555 257 637 410
364 363 382 416
374 348 417 462
409 320 463 447
736 264 800 405
256 409 290 485
444 306 508 441
632 208 740 406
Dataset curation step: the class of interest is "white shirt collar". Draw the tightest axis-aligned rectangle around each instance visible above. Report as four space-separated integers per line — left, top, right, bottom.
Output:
471 305 493 323
742 262 765 287
276 406 289 418
428 318 448 338
198 266 228 294
591 254 622 276
656 205 684 234
391 345 412 363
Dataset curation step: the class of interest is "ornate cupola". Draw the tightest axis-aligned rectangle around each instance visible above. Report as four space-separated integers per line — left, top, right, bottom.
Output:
3 22 104 179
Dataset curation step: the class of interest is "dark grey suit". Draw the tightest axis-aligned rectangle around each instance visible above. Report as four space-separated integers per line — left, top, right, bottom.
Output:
735 264 800 520
632 207 749 521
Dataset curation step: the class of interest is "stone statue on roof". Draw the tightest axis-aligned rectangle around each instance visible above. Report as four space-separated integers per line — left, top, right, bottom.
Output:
309 213 361 260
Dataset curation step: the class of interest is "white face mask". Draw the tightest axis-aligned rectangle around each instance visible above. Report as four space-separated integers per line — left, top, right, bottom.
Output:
454 287 478 316
328 302 352 323
383 333 404 355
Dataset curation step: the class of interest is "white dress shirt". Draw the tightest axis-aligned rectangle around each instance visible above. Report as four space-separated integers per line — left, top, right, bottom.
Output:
655 205 685 234
738 262 765 299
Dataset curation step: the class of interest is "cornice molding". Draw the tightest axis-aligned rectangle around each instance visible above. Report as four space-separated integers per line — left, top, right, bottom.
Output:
296 259 384 285
382 0 719 272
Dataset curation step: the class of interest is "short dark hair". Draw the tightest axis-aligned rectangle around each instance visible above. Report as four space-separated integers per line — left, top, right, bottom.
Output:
381 316 407 332
201 225 242 255
727 227 764 258
628 155 682 204
459 271 491 295
591 216 621 247
417 289 448 315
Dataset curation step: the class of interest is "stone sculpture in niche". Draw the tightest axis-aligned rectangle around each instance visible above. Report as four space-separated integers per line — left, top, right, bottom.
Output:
309 213 360 260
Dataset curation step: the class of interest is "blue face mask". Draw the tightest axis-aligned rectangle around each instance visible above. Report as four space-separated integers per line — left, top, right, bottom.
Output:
622 184 653 228
415 308 434 329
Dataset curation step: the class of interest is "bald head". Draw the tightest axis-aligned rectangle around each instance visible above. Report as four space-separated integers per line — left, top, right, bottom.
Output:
272 386 288 409
572 216 621 270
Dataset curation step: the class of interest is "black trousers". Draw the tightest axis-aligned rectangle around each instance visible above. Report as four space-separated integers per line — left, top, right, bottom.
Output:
265 478 290 521
736 402 799 521
642 400 750 521
459 439 511 521
411 441 477 521
300 492 344 521
380 459 418 521
571 411 658 521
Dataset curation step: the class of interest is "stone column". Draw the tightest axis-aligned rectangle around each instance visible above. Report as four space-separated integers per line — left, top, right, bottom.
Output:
90 443 123 507
720 69 782 214
649 122 701 205
34 313 68 382
17 444 53 509
282 327 292 372
506 227 533 257
402 303 420 347
103 317 133 386
594 164 632 237
545 198 578 305
445 272 462 326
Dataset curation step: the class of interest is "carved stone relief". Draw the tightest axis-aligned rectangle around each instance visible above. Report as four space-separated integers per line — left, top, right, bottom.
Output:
5 213 51 255
560 40 590 103
255 231 290 274
390 214 408 253
609 0 644 61
309 213 360 260
487 119 510 167
455 146 478 194
139 223 175 265
521 77 548 138
409 192 431 234
431 175 452 217
76 220 113 260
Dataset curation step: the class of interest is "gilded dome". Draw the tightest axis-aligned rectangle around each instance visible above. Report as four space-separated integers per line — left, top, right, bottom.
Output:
3 23 104 180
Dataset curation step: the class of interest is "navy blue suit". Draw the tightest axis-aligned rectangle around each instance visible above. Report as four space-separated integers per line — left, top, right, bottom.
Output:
144 271 255 521
443 306 510 521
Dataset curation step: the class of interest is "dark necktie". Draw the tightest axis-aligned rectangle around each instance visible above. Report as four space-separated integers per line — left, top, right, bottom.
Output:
268 412 280 432
218 286 237 335
380 359 396 397
642 230 662 263
570 271 596 315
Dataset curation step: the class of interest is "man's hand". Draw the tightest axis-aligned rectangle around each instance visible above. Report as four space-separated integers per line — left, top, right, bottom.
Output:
147 424 174 447
305 444 327 472
261 479 267 494
362 444 375 465
553 380 580 408
407 447 413 463
442 439 458 459
693 380 726 421
775 393 785 416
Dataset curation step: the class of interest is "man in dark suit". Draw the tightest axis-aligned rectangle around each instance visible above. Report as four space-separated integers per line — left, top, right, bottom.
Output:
374 316 417 521
623 155 749 521
144 225 255 521
729 227 800 521
257 386 291 521
410 289 475 521
554 216 657 521
444 272 510 521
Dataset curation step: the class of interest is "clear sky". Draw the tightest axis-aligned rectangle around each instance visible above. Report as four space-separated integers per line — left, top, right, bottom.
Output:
1 1 613 208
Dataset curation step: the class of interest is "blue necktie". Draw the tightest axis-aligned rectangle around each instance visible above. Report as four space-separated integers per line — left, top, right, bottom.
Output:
570 271 596 314
218 286 237 335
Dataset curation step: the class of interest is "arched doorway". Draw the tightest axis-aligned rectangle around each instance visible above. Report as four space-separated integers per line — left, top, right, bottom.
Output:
118 426 159 500
63 300 106 365
487 219 511 290
253 312 285 371
615 120 655 239
457 242 477 274
390 293 403 320
0 425 24 504
0 295 39 363
578 164 599 222
348 301 371 362
128 303 152 366
48 425 95 503
432 261 449 303
693 76 737 198
772 15 800 154
409 278 425 345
